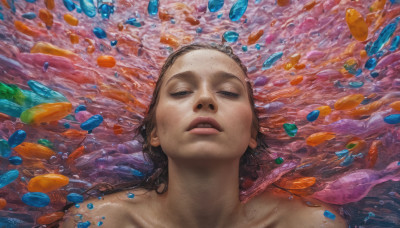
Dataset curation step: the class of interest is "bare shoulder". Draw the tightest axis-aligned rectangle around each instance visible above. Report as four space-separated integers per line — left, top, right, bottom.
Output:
60 188 154 228
276 195 348 228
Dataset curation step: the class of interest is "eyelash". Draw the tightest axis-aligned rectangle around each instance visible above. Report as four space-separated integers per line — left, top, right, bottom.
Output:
170 91 239 98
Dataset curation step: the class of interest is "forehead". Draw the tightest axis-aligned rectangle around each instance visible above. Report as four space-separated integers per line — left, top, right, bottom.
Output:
163 49 247 81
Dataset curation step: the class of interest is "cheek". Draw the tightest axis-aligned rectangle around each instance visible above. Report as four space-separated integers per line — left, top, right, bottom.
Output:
155 100 182 136
228 104 253 135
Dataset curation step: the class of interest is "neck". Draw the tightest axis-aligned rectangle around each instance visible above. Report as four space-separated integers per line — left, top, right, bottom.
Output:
160 158 243 228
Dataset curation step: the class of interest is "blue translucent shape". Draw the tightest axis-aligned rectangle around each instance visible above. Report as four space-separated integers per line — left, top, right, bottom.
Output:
63 0 76 11
324 210 336 220
384 114 400 124
9 156 22 165
98 4 113 20
131 168 144 177
93 27 107 39
170 18 175 24
0 99 24 117
127 193 135 198
7 0 15 13
77 221 91 228
223 31 239 42
390 36 400 51
0 170 19 188
370 71 379 78
25 0 36 2
67 193 83 204
8 130 26 148
196 27 203 33
125 18 141 27
335 149 349 158
242 45 247 51
262 52 283 70
229 0 248 22
75 203 80 208
340 154 354 166
368 21 398 56
22 192 50 207
27 80 68 102
64 122 70 128
43 62 49 71
364 57 377 70
77 6 82 13
75 104 87 113
147 0 159 15
80 114 104 131
365 42 372 53
110 40 117 46
80 0 96 18
355 69 362 76
376 49 387 58
306 110 320 122
98 221 103 226
87 203 94 209
217 13 223 18
0 139 11 157
390 0 400 4
22 12 36 19
0 13 3 21
255 44 260 50
349 81 364 88
208 0 224 12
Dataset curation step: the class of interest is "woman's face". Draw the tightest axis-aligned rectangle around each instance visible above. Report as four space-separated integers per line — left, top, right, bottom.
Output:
150 49 257 162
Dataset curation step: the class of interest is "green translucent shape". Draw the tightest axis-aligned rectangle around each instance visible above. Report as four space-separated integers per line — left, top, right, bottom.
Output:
283 123 298 137
37 139 54 149
346 143 356 149
20 108 35 124
0 82 17 100
275 157 284 164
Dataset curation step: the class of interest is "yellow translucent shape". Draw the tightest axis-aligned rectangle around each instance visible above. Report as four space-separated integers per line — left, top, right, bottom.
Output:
44 0 55 10
70 33 79 44
64 14 79 26
289 53 301 64
277 0 290 6
28 174 69 193
306 132 336 146
97 55 116 68
316 106 332 116
284 62 293 70
389 101 400 111
334 94 364 110
38 9 53 27
14 142 56 159
21 102 72 124
266 87 301 101
349 100 383 116
31 42 79 60
370 0 386 12
346 8 368 41
14 21 41 37
160 34 180 48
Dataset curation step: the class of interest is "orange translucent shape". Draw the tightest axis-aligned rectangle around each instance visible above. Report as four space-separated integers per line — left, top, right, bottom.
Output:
248 30 264 45
44 0 55 10
306 132 336 146
113 124 123 135
289 53 301 65
14 20 41 37
284 63 293 70
67 146 85 164
303 0 316 11
345 8 368 41
185 15 200 26
31 42 79 60
266 87 301 102
38 9 53 27
97 55 116 68
349 100 383 116
14 142 56 159
277 0 290 6
290 75 303 85
369 0 386 12
87 45 95 54
1 0 10 8
366 140 381 168
37 212 65 225
25 102 72 124
0 113 11 120
28 174 69 193
61 129 87 139
294 63 305 69
70 33 79 44
316 105 332 116
159 9 173 21
117 22 124 31
389 101 400 111
360 50 367 58
0 198 6 210
160 34 180 48
279 177 316 189
64 14 79 26
334 94 364 110
346 139 366 152
270 20 277 27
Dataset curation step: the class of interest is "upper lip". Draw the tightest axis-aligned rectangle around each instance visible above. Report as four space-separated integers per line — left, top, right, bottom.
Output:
187 117 222 131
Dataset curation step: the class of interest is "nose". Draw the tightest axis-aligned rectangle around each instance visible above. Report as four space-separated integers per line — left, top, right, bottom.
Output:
193 88 218 113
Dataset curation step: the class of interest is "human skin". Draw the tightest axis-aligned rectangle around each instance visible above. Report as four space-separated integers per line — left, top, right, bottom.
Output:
61 49 347 228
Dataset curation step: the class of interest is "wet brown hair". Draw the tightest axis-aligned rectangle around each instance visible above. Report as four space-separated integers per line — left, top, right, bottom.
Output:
137 42 267 193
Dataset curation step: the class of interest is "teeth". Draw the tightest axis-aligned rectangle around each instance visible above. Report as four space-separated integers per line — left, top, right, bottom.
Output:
196 123 213 128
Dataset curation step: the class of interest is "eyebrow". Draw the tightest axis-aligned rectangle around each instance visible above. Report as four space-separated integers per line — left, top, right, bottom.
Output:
165 70 246 88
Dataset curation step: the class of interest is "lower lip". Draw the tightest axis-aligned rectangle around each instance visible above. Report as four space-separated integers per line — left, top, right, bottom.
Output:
189 128 220 135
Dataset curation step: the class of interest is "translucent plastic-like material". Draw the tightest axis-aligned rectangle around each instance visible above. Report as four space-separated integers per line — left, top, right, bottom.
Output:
0 0 400 227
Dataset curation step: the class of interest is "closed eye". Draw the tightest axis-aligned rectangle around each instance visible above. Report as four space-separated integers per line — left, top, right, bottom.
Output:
170 91 192 97
218 91 239 98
